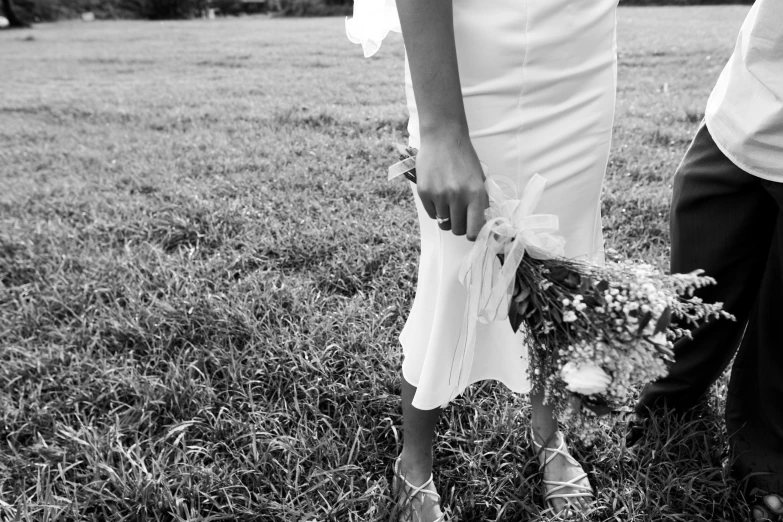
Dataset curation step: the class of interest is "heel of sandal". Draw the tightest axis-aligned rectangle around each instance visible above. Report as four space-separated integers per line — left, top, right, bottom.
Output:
392 457 448 522
529 430 594 510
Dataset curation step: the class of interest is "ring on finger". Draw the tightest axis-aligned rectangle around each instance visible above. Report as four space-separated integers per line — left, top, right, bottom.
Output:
435 215 450 225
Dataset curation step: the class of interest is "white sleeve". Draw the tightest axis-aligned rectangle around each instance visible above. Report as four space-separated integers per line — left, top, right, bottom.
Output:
345 0 402 58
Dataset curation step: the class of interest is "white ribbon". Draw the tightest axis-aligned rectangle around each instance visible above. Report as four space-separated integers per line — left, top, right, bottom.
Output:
447 174 566 401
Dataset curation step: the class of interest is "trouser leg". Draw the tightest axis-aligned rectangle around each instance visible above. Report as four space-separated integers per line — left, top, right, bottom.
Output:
637 123 777 414
726 184 783 493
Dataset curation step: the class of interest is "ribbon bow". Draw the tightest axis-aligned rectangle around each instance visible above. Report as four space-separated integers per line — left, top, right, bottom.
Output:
459 173 565 323
447 174 566 403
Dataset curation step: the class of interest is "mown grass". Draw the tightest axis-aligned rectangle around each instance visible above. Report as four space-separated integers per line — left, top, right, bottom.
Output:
0 8 753 521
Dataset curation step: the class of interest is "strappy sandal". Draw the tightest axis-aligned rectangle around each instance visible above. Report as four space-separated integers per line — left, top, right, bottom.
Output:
392 457 448 522
530 430 594 513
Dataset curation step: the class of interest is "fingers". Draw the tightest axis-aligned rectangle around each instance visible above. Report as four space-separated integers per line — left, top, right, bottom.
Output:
466 192 488 241
449 200 467 236
434 201 452 232
421 194 481 237
417 187 453 231
419 194 437 221
439 195 485 239
413 141 487 239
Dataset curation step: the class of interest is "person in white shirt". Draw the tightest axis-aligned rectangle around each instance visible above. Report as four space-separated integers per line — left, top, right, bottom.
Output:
633 1 783 520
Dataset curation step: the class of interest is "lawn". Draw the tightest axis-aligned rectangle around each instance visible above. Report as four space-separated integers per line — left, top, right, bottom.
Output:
0 7 752 521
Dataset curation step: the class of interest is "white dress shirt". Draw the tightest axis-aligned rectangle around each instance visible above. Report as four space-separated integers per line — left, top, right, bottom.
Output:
705 0 783 182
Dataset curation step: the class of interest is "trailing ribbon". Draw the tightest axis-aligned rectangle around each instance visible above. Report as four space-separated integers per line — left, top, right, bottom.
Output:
386 148 565 404
388 156 416 181
447 174 566 402
388 145 488 184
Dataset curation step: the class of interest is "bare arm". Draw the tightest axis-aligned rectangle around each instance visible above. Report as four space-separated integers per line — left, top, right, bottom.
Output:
396 0 487 240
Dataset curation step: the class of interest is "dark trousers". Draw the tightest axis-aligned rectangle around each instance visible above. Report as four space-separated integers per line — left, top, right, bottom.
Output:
636 123 783 493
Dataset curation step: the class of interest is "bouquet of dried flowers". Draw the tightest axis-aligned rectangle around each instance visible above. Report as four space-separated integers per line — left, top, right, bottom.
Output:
390 146 732 438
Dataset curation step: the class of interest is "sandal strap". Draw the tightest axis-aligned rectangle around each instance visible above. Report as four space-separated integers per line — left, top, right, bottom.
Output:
530 430 595 505
530 430 580 469
543 475 594 501
543 474 591 489
394 458 443 504
393 461 448 522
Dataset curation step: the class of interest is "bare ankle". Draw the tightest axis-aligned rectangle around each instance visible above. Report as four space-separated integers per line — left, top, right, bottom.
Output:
532 427 562 448
398 451 434 484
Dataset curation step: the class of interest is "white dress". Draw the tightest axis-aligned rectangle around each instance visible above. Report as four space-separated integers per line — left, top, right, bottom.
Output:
348 0 618 410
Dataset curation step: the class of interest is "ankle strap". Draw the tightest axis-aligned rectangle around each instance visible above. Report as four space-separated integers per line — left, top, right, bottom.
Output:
394 458 442 503
530 430 580 468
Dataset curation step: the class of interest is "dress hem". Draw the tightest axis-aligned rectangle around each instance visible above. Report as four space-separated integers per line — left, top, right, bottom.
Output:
400 338 533 411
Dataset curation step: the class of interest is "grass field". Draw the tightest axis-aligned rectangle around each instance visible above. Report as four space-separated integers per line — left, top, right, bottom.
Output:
0 7 754 521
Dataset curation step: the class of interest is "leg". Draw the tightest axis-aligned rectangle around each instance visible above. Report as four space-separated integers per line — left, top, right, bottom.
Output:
727 188 783 520
636 123 777 415
530 391 593 514
396 377 446 522
530 390 558 443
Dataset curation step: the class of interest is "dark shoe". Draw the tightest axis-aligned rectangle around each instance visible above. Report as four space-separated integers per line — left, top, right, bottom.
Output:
623 400 710 448
624 412 647 448
748 489 783 521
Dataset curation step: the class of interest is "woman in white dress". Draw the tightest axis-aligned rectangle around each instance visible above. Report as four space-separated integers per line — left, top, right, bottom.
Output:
348 0 618 519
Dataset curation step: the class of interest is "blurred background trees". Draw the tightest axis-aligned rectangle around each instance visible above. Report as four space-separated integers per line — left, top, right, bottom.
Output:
0 0 754 25
2 0 32 26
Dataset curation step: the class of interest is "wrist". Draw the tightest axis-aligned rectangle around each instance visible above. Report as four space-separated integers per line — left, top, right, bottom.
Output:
418 117 470 143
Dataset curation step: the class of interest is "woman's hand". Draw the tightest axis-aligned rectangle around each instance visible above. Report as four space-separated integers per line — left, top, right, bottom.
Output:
416 126 488 241
394 0 486 240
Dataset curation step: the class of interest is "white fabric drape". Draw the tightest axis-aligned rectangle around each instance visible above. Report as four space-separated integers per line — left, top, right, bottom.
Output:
348 0 619 410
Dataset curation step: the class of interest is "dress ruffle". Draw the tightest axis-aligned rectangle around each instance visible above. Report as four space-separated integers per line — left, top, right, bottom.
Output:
345 0 401 57
398 0 617 410
348 0 617 410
